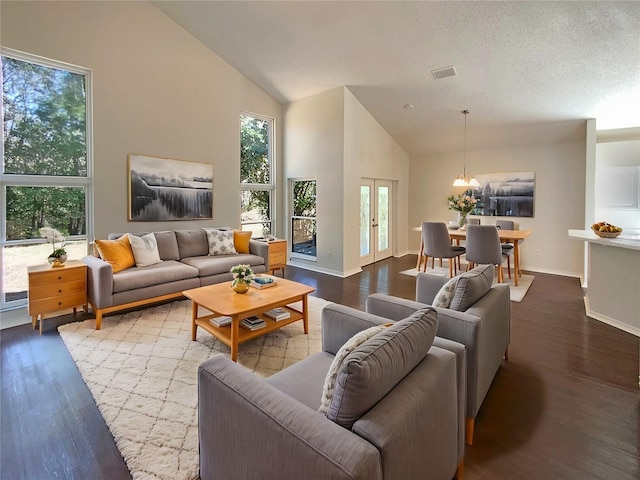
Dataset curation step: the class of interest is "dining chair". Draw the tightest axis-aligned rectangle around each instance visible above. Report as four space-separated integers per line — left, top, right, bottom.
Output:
495 220 520 279
465 225 507 283
421 222 466 277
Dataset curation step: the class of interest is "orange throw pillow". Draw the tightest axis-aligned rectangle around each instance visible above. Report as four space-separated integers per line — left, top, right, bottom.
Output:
234 230 252 254
95 234 136 273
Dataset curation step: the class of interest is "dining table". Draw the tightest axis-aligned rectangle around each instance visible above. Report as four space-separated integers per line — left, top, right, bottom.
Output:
416 226 532 286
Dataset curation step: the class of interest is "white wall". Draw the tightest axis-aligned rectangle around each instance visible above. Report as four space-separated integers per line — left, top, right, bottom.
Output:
2 1 282 238
410 140 587 277
343 88 410 273
594 128 640 230
283 88 345 275
284 87 410 277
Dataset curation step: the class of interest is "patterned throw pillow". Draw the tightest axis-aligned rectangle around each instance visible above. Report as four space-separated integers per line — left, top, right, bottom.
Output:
204 229 237 256
318 325 386 416
128 233 162 267
433 276 459 308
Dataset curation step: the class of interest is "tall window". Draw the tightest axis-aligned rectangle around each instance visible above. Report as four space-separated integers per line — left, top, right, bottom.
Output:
291 179 317 258
1 49 92 311
240 113 274 237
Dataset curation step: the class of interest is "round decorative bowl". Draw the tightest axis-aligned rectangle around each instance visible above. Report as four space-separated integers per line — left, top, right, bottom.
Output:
591 226 622 238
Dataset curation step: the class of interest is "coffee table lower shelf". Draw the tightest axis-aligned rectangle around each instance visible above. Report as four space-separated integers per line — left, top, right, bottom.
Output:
193 307 304 348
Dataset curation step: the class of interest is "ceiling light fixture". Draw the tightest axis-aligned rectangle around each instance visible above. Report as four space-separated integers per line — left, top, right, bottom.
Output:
453 109 480 187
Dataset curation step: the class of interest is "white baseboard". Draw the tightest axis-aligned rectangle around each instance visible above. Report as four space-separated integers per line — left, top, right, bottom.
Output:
584 296 640 337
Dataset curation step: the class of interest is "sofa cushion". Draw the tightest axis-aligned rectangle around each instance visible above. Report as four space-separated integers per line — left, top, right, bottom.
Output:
154 231 180 260
112 260 199 293
175 229 209 259
181 253 265 277
129 232 162 267
204 228 237 255
233 230 252 254
318 325 387 416
325 308 438 429
449 264 494 311
95 234 136 273
433 276 459 308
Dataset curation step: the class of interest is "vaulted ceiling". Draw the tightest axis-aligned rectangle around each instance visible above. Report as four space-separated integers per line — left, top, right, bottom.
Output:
153 1 640 156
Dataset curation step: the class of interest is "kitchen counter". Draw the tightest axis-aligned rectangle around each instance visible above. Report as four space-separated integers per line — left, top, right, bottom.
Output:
569 229 640 338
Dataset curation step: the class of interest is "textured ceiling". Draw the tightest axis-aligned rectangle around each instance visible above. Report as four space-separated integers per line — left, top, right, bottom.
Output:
152 1 640 156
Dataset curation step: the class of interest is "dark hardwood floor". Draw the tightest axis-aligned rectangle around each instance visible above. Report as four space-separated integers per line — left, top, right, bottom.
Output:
1 255 638 479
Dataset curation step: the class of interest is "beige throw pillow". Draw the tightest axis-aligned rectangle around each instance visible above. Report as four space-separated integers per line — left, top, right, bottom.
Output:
128 233 162 267
433 276 459 308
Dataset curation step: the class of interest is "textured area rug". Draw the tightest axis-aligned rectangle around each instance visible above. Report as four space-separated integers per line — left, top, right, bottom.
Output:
400 265 534 302
58 296 330 480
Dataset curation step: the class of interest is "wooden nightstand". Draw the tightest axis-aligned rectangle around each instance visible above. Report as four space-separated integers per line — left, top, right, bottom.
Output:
268 239 287 276
28 260 88 334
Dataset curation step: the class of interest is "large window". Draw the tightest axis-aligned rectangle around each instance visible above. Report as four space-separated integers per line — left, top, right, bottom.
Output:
1 49 92 311
240 113 274 237
291 179 316 258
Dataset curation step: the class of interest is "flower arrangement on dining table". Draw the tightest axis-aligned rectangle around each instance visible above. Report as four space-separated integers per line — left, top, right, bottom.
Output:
447 193 478 215
447 193 478 228
230 264 255 287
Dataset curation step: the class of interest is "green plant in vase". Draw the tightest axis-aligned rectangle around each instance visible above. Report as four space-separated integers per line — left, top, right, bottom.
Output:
230 264 254 293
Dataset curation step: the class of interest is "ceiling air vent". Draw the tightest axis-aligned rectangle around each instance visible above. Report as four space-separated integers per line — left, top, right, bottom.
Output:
431 65 457 80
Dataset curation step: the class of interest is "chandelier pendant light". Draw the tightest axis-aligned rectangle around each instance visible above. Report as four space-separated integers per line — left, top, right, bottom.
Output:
453 109 479 187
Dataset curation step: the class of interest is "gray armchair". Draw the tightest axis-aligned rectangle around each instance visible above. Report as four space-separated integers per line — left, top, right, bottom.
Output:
366 264 510 445
198 304 466 480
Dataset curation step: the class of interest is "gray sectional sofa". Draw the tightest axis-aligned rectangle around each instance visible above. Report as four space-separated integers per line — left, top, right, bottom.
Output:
83 228 269 329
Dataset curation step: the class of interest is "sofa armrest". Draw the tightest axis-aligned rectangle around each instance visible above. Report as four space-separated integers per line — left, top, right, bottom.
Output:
321 303 391 356
198 355 383 480
249 239 270 269
82 255 114 309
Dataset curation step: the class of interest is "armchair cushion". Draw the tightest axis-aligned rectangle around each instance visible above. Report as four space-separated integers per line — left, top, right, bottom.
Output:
326 308 438 429
318 325 387 415
450 264 494 311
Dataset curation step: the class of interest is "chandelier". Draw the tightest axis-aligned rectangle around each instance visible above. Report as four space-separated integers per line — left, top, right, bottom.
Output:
452 109 479 187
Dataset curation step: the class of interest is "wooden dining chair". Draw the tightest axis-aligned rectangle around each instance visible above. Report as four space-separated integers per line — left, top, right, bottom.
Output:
495 220 521 279
420 222 466 277
465 225 507 283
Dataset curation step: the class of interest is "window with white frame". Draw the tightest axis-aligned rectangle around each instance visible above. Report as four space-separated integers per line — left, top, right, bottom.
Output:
1 49 92 311
240 113 274 237
291 179 316 258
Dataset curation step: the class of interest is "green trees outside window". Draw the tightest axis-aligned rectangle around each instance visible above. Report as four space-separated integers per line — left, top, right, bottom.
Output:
1 51 91 308
240 113 273 236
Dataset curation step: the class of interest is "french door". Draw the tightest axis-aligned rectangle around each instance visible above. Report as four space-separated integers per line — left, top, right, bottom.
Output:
360 178 393 266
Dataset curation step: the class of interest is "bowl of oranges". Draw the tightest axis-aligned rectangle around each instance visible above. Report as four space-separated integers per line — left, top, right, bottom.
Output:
591 222 623 238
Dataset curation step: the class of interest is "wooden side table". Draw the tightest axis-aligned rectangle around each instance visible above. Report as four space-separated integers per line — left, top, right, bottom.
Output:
28 260 88 334
268 239 287 276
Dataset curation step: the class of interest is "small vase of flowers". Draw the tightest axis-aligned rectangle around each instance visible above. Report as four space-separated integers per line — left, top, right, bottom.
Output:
230 264 254 294
447 193 478 229
40 227 67 267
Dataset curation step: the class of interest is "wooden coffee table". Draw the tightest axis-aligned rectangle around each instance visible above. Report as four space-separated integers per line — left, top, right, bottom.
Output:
183 277 315 361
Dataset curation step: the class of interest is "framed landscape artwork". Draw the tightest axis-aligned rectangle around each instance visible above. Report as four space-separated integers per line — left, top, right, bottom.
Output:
468 171 535 217
128 154 213 221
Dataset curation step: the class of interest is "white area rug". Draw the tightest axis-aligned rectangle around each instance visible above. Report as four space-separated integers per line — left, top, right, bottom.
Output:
58 296 330 480
400 265 534 302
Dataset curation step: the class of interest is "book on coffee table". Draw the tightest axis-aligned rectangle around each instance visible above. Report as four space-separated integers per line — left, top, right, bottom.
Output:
241 316 266 331
264 307 290 321
250 277 277 289
209 316 232 327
